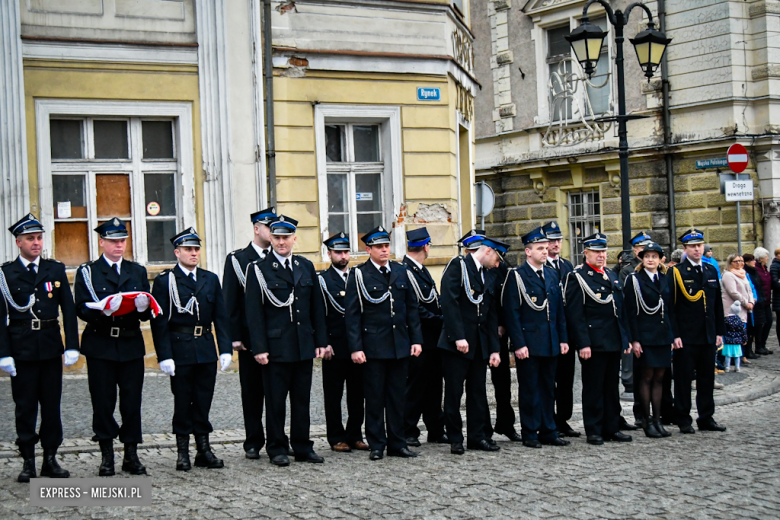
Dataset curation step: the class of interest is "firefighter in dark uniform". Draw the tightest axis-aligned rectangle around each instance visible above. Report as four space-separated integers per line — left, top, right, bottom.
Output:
543 221 579 437
0 214 78 482
669 228 727 433
502 226 570 448
245 216 329 466
74 218 151 476
402 227 448 447
564 233 633 445
344 226 423 461
221 207 276 460
438 232 505 455
318 232 368 452
151 228 233 471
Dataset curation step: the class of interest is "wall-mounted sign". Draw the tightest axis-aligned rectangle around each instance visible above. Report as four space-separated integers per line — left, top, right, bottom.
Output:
57 201 71 219
147 201 161 216
417 87 440 101
695 158 728 170
724 180 753 202
356 192 373 201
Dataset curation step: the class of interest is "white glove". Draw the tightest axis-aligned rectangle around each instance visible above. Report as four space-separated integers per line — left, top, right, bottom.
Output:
159 359 176 376
63 350 80 366
220 353 233 371
134 293 150 313
103 294 123 316
0 357 17 377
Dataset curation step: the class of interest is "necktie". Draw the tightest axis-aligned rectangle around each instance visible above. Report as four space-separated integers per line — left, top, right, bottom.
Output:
380 266 390 283
480 268 484 284
694 265 703 281
285 259 292 275
537 269 545 283
654 274 661 290
262 249 269 258
343 272 348 282
27 263 36 279
189 272 195 282
114 263 120 276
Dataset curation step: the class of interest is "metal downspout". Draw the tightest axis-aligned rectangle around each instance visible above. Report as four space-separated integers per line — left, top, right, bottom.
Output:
658 0 675 249
263 0 277 207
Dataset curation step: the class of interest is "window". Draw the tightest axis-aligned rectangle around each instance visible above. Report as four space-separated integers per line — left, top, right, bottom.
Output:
567 189 601 266
585 18 610 116
547 25 573 122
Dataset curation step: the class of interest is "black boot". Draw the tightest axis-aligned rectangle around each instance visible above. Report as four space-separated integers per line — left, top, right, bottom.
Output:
654 418 671 437
40 448 70 478
98 439 115 476
17 445 36 483
121 443 147 475
641 417 662 439
194 434 224 469
176 435 191 471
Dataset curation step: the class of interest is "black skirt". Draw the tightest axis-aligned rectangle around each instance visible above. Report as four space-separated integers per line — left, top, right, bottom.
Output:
638 344 672 368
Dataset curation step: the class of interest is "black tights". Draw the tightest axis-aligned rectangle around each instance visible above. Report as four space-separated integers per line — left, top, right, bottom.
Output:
637 367 666 420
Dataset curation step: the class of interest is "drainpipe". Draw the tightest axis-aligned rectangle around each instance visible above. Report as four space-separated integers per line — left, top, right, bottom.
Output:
263 0 277 207
658 0 675 249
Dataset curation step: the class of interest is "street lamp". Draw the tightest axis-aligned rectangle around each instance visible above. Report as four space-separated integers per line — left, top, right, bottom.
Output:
566 0 671 250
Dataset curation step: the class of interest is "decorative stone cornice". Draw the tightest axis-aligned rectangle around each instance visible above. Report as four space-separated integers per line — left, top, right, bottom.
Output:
752 64 780 80
750 0 780 18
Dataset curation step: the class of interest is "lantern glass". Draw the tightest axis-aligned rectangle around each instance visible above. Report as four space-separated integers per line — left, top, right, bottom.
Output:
630 27 671 78
566 21 607 76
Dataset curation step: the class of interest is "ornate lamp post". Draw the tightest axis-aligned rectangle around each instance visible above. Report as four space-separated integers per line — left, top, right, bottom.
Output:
566 0 671 250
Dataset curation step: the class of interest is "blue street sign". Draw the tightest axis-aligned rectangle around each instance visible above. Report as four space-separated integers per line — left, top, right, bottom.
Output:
417 87 440 101
695 158 728 170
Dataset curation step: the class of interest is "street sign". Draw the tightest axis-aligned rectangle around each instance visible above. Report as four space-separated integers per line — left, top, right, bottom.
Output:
475 182 495 218
727 143 749 173
695 158 728 170
724 180 753 202
417 87 440 101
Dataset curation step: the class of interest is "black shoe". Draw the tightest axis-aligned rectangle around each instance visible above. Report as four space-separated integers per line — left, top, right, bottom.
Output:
295 451 324 463
756 347 771 355
467 439 500 452
427 433 450 444
369 450 384 461
654 419 671 437
270 454 290 466
586 435 604 445
619 417 639 431
495 429 523 442
245 447 261 459
40 450 70 478
176 435 191 471
679 424 696 434
17 458 36 483
485 437 497 447
540 437 570 447
746 351 760 360
388 447 418 458
121 444 147 475
405 437 422 447
698 420 727 432
98 440 115 477
641 418 662 439
522 439 542 449
451 442 465 455
558 423 581 438
605 432 633 442
194 434 224 469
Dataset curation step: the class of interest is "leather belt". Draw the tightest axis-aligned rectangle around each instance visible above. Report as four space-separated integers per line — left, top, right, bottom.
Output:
9 318 59 331
169 325 211 338
90 325 141 338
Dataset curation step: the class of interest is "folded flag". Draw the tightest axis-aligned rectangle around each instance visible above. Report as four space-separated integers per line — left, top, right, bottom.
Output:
85 292 163 318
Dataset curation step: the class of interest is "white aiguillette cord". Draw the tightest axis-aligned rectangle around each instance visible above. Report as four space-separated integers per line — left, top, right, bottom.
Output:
0 269 37 318
507 269 550 321
168 271 199 322
354 267 393 314
318 274 345 316
571 271 618 318
629 273 664 319
254 264 294 321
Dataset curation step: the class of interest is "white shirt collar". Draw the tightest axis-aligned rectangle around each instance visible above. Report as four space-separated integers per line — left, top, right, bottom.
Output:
102 254 123 272
273 250 292 268
528 262 544 273
688 258 703 268
371 259 389 272
470 253 482 273
251 242 269 258
178 263 197 280
333 265 349 277
548 253 559 261
18 256 40 269
405 255 423 270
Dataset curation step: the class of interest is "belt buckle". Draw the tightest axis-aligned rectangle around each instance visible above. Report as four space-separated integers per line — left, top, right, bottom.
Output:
193 326 203 337
31 319 41 331
110 327 121 338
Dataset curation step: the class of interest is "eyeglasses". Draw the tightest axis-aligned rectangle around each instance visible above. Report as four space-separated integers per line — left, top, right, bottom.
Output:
733 259 744 264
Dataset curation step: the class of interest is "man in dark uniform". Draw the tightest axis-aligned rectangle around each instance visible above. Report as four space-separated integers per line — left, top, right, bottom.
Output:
151 228 233 471
245 215 329 466
402 227 448 447
543 221 579 438
345 226 423 461
564 233 633 446
74 218 151 476
222 207 276 460
669 228 726 433
502 226 569 448
318 232 368 452
0 214 78 482
438 233 504 455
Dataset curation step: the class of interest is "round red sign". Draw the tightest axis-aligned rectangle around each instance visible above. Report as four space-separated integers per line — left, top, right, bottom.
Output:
727 143 749 174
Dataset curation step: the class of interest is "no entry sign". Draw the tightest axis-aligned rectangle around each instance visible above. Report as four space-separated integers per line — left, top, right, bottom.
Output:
727 143 749 173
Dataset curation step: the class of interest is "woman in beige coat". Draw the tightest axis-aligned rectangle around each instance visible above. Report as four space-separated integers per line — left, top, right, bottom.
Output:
721 254 754 323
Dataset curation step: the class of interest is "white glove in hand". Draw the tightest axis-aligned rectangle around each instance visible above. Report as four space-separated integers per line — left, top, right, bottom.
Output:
63 350 80 366
220 353 233 371
103 294 123 316
159 359 176 376
135 293 150 312
0 357 17 377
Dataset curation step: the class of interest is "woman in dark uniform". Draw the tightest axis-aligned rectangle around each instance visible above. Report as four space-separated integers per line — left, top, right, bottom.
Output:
623 242 678 438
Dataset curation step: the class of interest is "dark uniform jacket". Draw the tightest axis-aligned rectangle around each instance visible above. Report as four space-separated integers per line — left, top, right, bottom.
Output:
150 266 232 365
493 260 510 329
548 256 574 281
668 258 725 345
222 243 261 348
502 262 568 357
402 255 443 346
437 255 499 360
623 269 676 347
619 256 642 285
345 260 423 360
318 265 350 359
564 264 630 352
245 253 328 362
0 257 79 360
74 257 151 362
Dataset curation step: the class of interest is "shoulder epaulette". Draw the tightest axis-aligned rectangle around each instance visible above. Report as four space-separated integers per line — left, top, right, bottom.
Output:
43 258 63 264
1 261 12 267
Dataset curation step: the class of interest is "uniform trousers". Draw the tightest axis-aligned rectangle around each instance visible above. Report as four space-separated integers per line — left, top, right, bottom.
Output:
170 362 217 435
86 357 144 443
363 358 409 452
442 349 488 445
485 333 516 437
580 351 622 438
673 343 716 427
554 348 576 429
322 358 365 446
516 355 558 441
237 349 265 451
11 358 64 450
404 340 445 440
262 360 314 458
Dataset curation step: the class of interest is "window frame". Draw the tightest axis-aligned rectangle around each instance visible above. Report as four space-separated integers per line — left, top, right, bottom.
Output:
566 188 602 266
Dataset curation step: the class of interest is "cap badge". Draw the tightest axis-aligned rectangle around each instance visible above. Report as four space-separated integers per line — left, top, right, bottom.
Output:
340 232 345 238
280 216 285 222
113 218 120 226
552 223 557 228
378 226 383 232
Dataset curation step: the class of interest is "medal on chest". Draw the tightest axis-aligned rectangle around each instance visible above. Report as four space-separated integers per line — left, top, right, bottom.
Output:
44 282 53 298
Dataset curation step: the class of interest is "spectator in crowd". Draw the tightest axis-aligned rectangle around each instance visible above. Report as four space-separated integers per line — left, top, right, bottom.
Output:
668 249 684 267
721 254 753 370
742 253 758 364
702 245 721 279
723 301 746 372
768 247 780 355
751 247 774 356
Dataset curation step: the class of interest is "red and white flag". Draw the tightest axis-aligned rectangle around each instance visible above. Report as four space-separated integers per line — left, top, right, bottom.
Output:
85 291 163 318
